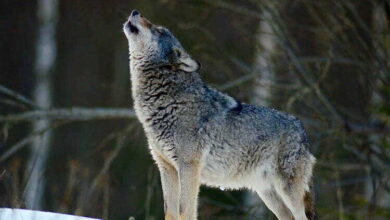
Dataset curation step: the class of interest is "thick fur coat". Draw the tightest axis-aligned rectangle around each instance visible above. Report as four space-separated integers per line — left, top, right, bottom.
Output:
123 10 316 220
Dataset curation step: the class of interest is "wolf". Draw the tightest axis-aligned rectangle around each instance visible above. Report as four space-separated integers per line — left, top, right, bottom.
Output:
123 10 316 220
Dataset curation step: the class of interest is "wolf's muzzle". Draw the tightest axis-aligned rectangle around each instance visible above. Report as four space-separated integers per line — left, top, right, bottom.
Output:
124 10 141 34
131 10 139 17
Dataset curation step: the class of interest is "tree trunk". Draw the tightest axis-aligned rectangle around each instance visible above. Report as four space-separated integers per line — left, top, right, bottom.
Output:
25 0 58 209
251 8 276 107
245 3 278 219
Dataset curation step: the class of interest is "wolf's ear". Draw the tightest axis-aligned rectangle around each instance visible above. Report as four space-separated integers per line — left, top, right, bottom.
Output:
174 48 201 72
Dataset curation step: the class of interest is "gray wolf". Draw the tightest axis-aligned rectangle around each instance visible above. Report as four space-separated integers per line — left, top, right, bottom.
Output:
123 10 316 220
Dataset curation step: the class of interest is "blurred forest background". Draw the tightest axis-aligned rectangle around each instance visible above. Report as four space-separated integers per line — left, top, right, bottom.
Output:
0 0 390 219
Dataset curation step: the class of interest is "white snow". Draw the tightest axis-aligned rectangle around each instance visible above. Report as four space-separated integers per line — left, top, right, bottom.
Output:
0 208 102 220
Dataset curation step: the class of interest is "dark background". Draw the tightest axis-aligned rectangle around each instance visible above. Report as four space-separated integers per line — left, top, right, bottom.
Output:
0 0 389 219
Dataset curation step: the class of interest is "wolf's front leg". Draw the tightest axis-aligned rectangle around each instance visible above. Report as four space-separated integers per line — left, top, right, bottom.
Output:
178 161 201 220
154 154 180 220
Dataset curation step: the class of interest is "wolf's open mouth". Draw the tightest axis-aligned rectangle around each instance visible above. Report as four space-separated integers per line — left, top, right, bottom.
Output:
127 22 139 34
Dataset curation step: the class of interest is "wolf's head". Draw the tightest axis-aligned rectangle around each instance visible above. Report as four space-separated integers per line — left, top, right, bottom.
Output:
123 10 200 73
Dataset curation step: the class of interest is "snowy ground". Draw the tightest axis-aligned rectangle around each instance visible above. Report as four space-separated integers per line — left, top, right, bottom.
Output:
0 208 102 220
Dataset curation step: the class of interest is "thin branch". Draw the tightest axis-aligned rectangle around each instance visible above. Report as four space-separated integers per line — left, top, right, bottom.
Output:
335 168 345 220
201 0 261 19
345 120 390 135
75 131 130 214
0 85 38 109
263 4 344 123
0 98 30 110
90 135 126 191
220 56 358 92
92 125 135 154
0 107 136 122
218 57 298 91
218 72 259 91
316 161 369 171
0 121 68 163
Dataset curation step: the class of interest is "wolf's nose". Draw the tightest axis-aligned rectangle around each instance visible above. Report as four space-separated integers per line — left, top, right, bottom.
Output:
131 10 140 17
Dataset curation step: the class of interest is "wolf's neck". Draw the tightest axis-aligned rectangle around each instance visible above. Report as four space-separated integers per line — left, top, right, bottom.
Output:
130 64 206 141
130 63 204 110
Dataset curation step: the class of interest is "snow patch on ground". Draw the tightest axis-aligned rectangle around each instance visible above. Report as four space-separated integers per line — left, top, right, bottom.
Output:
0 208 102 220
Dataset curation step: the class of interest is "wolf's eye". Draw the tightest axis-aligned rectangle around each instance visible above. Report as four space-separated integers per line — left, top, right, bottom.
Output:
174 49 181 57
155 27 164 34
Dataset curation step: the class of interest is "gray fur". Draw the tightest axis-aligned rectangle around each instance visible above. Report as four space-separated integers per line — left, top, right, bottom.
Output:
123 10 315 220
